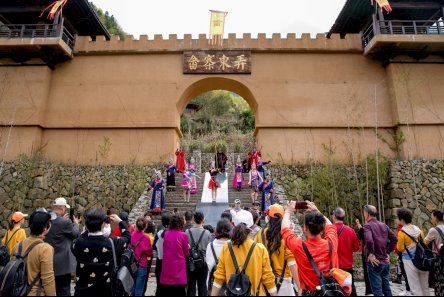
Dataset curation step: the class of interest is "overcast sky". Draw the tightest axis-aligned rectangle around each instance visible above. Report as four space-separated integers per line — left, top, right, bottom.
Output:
91 0 347 39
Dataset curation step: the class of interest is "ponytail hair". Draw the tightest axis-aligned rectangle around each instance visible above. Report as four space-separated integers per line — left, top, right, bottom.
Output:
230 223 251 248
266 216 282 255
8 220 14 231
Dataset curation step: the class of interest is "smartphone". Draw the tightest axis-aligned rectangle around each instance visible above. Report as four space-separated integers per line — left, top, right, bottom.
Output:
105 209 111 224
77 211 81 220
294 201 309 210
69 208 75 222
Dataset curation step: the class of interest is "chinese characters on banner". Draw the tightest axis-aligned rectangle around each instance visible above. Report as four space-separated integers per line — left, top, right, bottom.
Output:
183 51 251 74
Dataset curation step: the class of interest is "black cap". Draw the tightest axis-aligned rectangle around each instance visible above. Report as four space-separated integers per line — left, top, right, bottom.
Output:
119 211 129 222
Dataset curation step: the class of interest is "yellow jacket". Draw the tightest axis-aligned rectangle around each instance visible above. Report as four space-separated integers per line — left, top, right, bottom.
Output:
213 238 277 296
397 225 424 254
2 226 26 254
11 236 56 296
254 228 296 279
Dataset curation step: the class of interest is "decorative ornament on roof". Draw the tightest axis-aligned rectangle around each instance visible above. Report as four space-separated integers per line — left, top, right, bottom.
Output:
372 0 393 13
40 0 68 20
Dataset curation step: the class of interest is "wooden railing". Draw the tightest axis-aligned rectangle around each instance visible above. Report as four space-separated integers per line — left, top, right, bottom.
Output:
0 23 75 50
362 19 444 47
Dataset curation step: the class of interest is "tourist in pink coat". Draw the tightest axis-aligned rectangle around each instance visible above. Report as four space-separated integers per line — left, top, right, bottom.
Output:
159 213 189 295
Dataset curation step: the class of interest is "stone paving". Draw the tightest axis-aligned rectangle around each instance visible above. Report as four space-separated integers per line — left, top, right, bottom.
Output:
143 277 435 296
72 273 436 296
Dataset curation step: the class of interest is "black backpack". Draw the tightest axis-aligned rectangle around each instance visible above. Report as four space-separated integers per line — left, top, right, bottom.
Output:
302 241 345 296
401 230 434 271
120 236 145 276
227 242 259 296
0 229 20 267
187 230 206 272
0 241 43 296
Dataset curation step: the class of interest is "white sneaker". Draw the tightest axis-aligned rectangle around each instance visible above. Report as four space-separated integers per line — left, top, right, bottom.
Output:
398 290 412 296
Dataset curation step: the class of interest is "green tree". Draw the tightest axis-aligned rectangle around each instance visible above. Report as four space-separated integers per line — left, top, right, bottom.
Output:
91 4 126 40
180 90 256 152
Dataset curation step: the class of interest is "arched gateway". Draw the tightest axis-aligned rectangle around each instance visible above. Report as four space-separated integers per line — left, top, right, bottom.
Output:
1 1 444 165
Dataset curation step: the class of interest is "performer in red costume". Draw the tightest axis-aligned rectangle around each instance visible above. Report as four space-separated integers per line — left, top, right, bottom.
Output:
248 147 261 170
175 148 185 173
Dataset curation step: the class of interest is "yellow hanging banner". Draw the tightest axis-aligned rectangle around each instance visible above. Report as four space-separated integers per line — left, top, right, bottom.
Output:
210 11 226 35
209 10 227 46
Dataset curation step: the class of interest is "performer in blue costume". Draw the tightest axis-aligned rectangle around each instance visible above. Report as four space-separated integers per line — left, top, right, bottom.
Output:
256 156 271 180
259 173 274 214
165 158 176 187
147 170 165 214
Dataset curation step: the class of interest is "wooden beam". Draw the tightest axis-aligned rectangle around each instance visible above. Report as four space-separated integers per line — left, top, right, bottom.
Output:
390 2 442 9
0 5 46 14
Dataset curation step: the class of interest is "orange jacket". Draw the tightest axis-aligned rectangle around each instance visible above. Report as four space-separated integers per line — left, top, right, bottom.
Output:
281 224 338 292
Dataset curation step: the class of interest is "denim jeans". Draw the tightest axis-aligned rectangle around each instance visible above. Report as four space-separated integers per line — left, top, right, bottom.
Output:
367 263 392 296
132 267 148 296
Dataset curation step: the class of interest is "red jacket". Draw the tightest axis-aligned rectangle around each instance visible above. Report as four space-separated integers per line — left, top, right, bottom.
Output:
282 224 338 292
112 225 135 237
394 225 403 254
335 222 359 269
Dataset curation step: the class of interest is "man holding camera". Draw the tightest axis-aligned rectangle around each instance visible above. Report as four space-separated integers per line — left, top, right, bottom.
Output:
45 197 80 296
281 201 339 295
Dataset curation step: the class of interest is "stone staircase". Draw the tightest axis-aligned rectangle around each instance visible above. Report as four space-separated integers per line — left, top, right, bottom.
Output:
130 172 258 226
129 174 204 225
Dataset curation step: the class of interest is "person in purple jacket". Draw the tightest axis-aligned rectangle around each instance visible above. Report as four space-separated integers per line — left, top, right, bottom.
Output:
131 217 153 296
363 205 398 296
160 213 189 296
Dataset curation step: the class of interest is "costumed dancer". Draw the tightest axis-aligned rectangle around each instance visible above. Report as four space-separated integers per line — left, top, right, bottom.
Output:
182 169 192 203
257 156 271 180
215 149 228 173
259 173 274 215
182 167 201 203
147 170 165 215
248 147 261 170
188 158 198 194
175 148 186 173
248 163 263 204
165 158 176 188
232 156 245 191
208 161 221 203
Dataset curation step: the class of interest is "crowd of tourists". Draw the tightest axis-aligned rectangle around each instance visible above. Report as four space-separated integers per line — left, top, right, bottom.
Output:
0 151 442 296
0 194 443 296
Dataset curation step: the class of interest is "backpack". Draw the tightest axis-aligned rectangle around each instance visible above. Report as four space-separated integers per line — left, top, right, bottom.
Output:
401 230 434 271
227 242 259 296
109 238 133 296
0 241 43 296
120 236 145 276
187 229 206 272
0 229 20 267
260 229 287 294
302 241 345 296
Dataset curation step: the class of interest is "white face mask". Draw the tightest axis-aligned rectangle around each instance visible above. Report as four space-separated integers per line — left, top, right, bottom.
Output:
103 224 111 238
